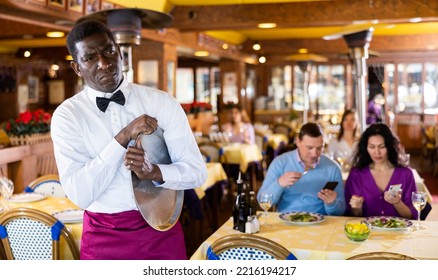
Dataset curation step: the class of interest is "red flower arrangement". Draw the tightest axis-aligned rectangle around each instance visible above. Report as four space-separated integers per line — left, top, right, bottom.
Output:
180 102 213 114
3 109 51 136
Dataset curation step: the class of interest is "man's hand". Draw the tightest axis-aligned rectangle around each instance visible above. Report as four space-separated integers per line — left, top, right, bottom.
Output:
318 188 337 204
277 171 302 188
115 114 158 148
124 139 163 182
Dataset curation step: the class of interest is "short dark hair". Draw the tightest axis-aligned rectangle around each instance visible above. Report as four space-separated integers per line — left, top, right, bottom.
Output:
66 20 116 61
352 123 408 168
298 122 323 140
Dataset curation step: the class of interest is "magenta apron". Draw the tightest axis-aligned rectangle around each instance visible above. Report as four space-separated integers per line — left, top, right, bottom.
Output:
80 210 187 260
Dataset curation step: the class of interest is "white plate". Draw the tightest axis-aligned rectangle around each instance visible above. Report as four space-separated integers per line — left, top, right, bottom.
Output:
279 211 326 225
53 209 84 224
364 216 413 231
7 193 46 203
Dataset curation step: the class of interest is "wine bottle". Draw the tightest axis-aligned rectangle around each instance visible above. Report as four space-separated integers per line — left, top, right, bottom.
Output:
238 193 247 233
233 172 244 230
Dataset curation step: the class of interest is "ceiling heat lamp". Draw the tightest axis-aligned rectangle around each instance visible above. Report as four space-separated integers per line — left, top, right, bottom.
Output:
343 28 374 133
77 8 172 82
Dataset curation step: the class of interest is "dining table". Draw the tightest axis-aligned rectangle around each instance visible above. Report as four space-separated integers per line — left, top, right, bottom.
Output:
4 195 82 260
190 212 438 260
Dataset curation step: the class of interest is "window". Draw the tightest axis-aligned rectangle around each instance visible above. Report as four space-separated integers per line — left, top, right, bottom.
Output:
424 63 438 114
397 63 422 113
176 68 194 104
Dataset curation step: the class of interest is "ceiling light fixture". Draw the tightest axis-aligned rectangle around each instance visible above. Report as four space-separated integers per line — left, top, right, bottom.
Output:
409 17 422 23
65 55 73 61
257 23 276 29
298 48 308 54
23 50 32 58
194 51 209 57
252 42 261 51
222 43 229 50
258 55 266 64
46 31 65 38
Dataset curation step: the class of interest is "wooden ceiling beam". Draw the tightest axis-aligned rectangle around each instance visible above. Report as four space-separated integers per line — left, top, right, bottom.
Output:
171 0 438 31
249 34 438 60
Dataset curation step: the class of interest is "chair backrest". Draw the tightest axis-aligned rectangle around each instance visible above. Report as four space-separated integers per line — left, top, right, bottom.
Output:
198 142 223 163
254 131 268 156
347 252 416 260
200 150 211 163
24 174 66 198
0 207 80 260
273 123 291 139
206 234 297 260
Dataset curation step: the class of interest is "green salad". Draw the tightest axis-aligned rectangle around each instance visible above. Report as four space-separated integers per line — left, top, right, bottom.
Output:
288 213 318 222
369 217 406 228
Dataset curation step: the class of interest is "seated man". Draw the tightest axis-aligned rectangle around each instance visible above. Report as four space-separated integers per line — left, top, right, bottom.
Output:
257 122 345 215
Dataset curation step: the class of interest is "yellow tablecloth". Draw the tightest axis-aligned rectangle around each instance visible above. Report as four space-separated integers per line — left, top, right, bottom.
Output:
190 212 438 260
265 133 288 150
194 162 228 199
221 143 263 173
6 196 82 260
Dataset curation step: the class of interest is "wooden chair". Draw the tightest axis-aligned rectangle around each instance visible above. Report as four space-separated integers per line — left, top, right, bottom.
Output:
434 127 438 176
347 252 417 260
200 150 211 163
24 174 66 198
273 123 292 140
254 131 268 177
0 207 80 260
206 234 297 260
36 153 58 177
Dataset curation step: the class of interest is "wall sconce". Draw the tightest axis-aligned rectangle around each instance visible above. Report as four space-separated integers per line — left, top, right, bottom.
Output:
252 41 261 51
258 55 266 64
23 50 32 58
48 63 59 78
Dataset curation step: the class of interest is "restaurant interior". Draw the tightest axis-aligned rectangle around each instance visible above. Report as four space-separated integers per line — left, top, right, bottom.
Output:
0 0 438 260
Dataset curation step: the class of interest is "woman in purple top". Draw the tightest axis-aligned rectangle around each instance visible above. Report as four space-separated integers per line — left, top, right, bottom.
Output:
345 123 417 219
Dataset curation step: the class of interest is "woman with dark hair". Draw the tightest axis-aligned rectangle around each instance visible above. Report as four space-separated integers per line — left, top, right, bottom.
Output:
327 109 360 164
344 123 417 219
221 103 255 144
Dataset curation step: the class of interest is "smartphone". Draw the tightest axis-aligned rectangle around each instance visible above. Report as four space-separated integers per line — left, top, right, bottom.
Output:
323 181 338 191
388 184 402 196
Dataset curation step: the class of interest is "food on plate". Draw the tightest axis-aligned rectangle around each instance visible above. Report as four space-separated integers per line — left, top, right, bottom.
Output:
368 217 406 228
288 212 318 222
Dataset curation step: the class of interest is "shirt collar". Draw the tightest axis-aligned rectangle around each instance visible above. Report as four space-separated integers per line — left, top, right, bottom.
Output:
86 78 129 104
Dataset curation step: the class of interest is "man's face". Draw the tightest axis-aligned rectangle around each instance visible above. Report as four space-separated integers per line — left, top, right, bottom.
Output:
70 33 123 93
296 135 324 166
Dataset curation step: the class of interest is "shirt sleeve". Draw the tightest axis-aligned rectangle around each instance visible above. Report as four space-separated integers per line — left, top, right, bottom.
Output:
154 94 207 190
257 156 285 207
51 105 127 209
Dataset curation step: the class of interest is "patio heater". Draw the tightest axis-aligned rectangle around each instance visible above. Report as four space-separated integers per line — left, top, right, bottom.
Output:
343 28 374 133
77 8 172 82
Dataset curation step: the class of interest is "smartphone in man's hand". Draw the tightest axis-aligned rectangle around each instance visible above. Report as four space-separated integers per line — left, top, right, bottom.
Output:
323 181 338 191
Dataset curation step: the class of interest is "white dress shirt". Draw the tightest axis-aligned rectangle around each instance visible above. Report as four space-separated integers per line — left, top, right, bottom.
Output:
51 79 207 213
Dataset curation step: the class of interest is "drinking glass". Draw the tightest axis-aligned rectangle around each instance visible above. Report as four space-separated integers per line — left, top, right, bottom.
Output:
0 173 14 211
411 191 427 230
258 193 273 226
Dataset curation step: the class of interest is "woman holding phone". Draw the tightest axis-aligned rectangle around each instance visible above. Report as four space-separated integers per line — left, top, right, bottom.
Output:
344 123 417 219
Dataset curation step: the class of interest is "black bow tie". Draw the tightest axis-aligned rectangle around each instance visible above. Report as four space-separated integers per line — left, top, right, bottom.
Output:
96 90 126 112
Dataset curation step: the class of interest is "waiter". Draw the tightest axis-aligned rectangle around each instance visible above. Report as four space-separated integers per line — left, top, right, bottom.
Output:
51 20 207 260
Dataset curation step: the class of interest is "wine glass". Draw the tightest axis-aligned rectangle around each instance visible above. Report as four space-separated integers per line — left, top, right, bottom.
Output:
258 193 273 226
0 172 14 211
411 191 427 230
